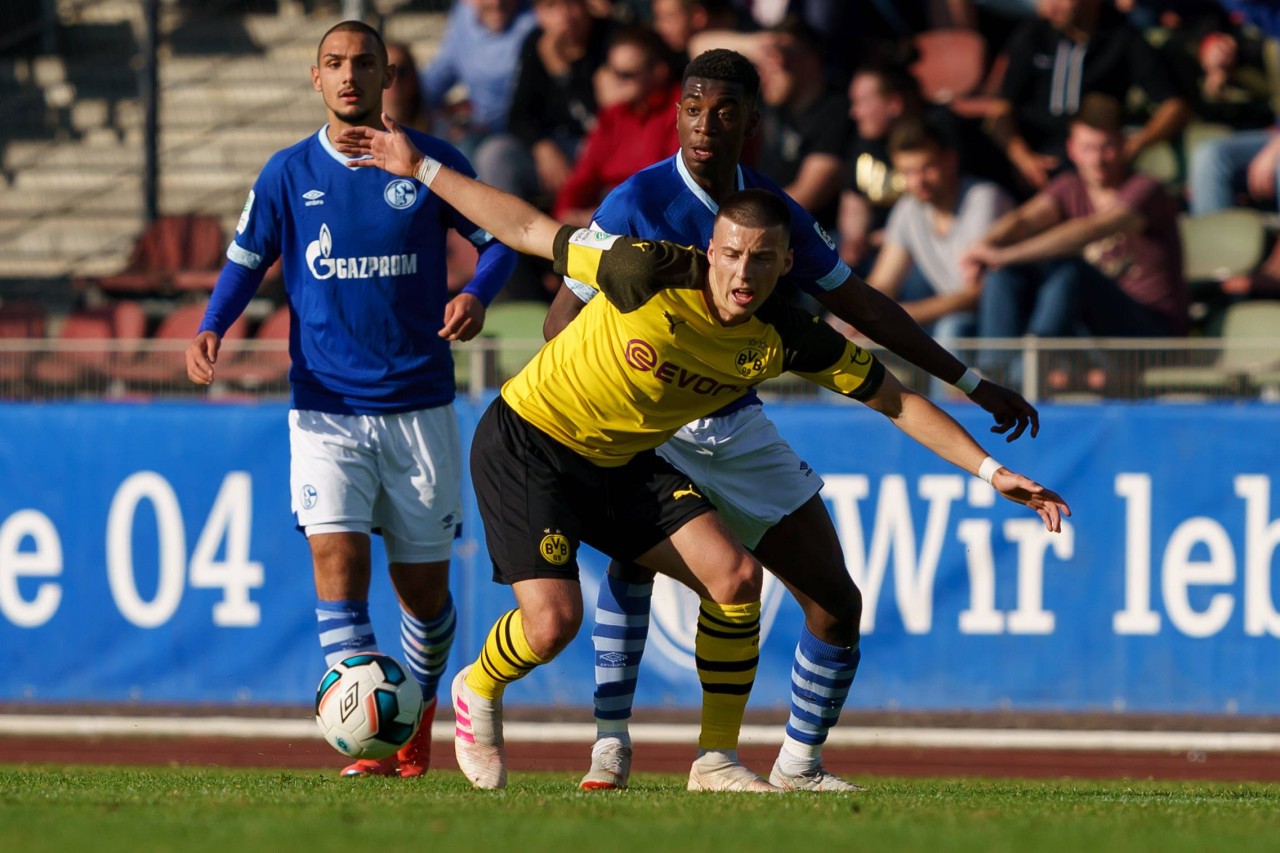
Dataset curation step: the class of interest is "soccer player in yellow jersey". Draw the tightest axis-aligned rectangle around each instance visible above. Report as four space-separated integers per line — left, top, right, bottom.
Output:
338 116 1071 792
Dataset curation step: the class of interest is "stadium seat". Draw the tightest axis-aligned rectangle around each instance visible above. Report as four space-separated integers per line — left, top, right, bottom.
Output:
910 29 986 106
1133 139 1180 186
109 299 248 391
31 300 147 391
0 301 48 390
1179 208 1267 284
0 301 47 338
478 301 549 382
950 51 1007 120
216 303 291 391
1142 300 1280 397
1181 121 1233 165
79 213 225 296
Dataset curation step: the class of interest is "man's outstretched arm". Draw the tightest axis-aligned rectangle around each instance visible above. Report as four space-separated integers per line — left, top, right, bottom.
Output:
860 369 1070 532
816 273 1041 441
337 114 562 260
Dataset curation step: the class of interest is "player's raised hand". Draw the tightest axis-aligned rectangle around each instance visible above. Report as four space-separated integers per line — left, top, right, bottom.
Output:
969 378 1040 441
440 292 486 342
335 113 422 179
991 468 1070 532
186 330 221 386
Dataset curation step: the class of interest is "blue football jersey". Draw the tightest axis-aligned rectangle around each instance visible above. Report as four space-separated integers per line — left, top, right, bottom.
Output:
564 154 850 302
564 154 853 413
227 126 496 415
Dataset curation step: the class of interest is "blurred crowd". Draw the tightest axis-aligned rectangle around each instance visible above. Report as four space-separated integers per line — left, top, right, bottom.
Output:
383 0 1280 356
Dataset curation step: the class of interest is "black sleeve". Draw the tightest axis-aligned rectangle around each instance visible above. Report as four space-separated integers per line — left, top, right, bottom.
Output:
999 21 1039 103
507 32 548 147
551 226 703 312
757 296 886 401
1126 28 1185 103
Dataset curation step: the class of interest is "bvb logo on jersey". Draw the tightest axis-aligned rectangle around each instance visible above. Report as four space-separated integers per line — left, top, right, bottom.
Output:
539 532 571 565
734 345 767 378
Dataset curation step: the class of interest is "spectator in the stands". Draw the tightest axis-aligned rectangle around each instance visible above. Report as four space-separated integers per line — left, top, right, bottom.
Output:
964 94 1187 359
836 63 921 271
552 26 680 223
384 43 429 133
650 0 738 74
418 0 537 156
990 0 1190 191
753 15 852 230
1184 26 1280 215
486 0 612 201
866 117 1014 365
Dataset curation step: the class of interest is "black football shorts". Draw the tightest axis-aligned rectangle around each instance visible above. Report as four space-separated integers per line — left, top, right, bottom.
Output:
470 395 714 584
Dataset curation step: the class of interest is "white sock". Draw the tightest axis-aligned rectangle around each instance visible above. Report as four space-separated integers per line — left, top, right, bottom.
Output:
695 748 739 765
776 733 821 776
592 733 631 755
596 719 631 746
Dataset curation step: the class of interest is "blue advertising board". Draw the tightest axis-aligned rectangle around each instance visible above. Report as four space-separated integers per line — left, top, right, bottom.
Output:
1 400 1278 714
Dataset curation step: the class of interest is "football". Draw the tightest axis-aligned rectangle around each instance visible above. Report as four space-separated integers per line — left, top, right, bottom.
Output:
314 653 424 759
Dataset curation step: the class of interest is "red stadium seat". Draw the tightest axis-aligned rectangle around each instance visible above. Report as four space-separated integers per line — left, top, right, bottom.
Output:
911 29 987 106
0 301 46 339
216 303 291 391
109 299 248 390
0 301 47 389
31 301 147 390
79 214 226 296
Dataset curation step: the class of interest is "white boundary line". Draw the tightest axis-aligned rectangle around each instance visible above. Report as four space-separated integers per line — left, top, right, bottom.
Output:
1 715 1279 753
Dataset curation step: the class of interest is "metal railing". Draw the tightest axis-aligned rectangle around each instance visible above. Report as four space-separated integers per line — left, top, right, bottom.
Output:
3 337 1280 404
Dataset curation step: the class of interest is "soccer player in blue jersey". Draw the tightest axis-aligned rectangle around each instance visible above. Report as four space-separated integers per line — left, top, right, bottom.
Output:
184 20 516 779
541 49 1041 792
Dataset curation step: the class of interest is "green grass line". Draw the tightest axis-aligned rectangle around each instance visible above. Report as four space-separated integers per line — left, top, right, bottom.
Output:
0 766 1277 852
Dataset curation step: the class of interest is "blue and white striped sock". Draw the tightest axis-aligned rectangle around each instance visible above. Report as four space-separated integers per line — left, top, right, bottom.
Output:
591 575 653 743
401 594 456 704
778 627 860 774
316 599 377 668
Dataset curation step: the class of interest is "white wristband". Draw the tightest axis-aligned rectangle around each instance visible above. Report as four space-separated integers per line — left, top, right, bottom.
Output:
978 456 1003 486
955 367 981 395
414 156 442 187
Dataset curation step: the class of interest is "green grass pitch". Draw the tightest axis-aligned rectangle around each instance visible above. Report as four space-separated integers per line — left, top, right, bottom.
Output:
0 766 1277 853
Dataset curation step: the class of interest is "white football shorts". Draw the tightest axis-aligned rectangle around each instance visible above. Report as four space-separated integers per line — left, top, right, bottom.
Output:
655 404 823 549
289 406 463 563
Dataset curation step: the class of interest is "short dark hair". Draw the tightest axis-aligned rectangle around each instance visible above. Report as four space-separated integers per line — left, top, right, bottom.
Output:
854 62 923 112
610 25 673 70
1070 92 1124 135
317 20 387 64
768 14 822 54
715 188 792 237
887 116 952 157
683 48 760 103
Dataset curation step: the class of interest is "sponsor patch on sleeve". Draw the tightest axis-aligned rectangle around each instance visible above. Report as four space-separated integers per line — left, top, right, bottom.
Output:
236 189 255 235
568 228 621 251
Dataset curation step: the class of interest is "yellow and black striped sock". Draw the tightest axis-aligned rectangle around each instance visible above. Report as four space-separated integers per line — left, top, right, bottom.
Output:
464 608 549 700
695 599 761 751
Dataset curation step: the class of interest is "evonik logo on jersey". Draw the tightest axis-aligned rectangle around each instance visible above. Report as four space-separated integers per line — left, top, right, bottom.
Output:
624 338 745 397
304 223 419 281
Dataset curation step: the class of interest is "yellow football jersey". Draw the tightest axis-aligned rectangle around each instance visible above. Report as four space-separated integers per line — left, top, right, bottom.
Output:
501 226 884 466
